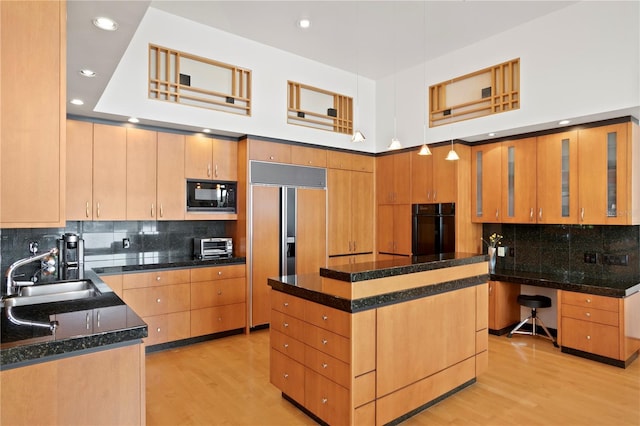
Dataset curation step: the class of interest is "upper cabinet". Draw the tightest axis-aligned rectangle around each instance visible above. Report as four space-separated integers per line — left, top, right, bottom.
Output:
376 153 410 204
291 145 327 168
247 139 291 164
126 128 158 220
185 134 237 181
1 0 66 228
411 146 457 204
157 133 185 220
93 124 128 220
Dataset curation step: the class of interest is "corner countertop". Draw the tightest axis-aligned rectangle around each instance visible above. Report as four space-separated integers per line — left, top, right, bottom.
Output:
1 256 246 369
490 268 640 298
270 253 489 313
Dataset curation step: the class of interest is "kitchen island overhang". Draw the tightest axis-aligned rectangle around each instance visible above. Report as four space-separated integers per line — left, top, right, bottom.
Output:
268 252 489 426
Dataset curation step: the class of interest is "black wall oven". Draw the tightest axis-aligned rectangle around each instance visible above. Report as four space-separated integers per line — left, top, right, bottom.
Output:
412 203 456 256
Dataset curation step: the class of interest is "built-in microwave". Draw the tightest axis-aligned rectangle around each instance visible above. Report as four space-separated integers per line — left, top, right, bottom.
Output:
186 179 236 212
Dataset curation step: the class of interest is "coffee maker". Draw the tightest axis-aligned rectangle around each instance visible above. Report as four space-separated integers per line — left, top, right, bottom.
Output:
57 233 85 280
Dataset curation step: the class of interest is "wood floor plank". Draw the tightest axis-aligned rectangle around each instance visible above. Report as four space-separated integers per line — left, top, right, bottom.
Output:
146 330 640 425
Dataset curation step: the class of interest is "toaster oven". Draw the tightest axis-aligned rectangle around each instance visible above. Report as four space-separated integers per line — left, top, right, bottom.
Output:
194 238 233 259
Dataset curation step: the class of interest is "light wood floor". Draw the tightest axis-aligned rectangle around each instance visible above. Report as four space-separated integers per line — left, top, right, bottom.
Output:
146 330 640 425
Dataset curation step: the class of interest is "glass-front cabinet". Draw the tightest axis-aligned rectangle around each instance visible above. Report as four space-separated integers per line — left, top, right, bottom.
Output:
471 143 502 223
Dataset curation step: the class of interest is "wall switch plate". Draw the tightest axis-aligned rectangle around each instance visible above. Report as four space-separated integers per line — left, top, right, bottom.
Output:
497 246 506 257
123 238 130 249
602 254 629 266
584 252 598 264
509 247 515 257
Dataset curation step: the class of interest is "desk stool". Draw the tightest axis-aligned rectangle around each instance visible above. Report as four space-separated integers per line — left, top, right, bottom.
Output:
507 294 559 347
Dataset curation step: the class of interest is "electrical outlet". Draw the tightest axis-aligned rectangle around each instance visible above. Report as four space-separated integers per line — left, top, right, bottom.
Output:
497 246 506 257
123 238 130 249
602 254 629 266
584 252 598 264
509 247 515 257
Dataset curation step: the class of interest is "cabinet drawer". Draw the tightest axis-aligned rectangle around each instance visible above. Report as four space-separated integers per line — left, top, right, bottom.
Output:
562 317 620 359
270 349 304 404
304 301 350 338
190 264 245 282
190 302 246 337
271 310 305 342
353 371 376 408
305 368 350 426
562 304 618 326
123 283 190 317
291 145 327 168
122 269 190 289
271 290 306 319
191 277 245 309
270 329 305 364
248 140 291 163
304 345 351 389
304 323 350 363
144 311 191 346
562 291 619 312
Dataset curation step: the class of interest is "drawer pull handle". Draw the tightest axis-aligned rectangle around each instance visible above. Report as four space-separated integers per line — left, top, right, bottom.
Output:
586 335 591 340
283 302 289 307
585 312 591 317
86 312 91 330
217 290 222 295
586 298 591 303
321 398 328 404
283 373 289 379
218 271 222 276
157 327 161 333
218 317 222 322
321 363 328 369
269 155 274 160
283 322 289 328
283 343 289 349
156 298 161 303
321 339 328 345
322 315 328 321
156 276 161 281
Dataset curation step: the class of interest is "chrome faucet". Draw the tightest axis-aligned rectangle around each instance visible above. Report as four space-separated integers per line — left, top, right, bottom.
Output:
5 247 58 296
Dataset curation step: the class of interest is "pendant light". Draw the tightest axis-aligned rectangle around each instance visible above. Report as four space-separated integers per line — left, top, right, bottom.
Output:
388 3 402 150
351 2 365 143
445 138 460 161
417 2 432 157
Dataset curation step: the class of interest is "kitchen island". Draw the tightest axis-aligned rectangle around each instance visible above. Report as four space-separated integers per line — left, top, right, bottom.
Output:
268 253 489 426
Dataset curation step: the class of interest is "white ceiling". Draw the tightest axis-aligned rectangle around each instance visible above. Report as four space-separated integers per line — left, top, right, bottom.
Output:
67 1 578 126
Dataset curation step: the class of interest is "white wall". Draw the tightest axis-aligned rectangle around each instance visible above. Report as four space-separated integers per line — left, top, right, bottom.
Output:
375 1 640 152
96 7 377 153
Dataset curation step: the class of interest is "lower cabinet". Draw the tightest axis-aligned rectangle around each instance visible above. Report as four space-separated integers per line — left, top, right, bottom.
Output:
488 280 521 334
102 263 246 347
558 290 640 364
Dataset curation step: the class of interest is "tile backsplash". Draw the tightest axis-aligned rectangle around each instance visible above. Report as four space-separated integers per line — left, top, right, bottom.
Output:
482 224 640 279
1 220 229 273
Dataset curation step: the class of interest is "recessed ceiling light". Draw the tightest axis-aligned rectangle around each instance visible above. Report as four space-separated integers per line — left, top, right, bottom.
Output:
488 132 496 137
203 129 211 133
558 120 570 125
128 117 139 123
79 69 96 77
70 99 84 106
93 16 118 31
297 18 311 29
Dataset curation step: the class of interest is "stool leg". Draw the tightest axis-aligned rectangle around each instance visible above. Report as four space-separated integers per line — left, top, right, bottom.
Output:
507 314 532 338
536 316 559 348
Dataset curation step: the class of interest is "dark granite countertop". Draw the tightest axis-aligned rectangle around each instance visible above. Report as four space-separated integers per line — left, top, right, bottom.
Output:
270 253 489 313
1 256 245 369
490 268 640 298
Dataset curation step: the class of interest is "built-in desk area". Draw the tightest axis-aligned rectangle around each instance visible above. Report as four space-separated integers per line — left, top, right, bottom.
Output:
490 269 640 368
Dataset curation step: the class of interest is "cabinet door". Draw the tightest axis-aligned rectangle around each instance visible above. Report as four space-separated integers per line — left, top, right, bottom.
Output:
393 204 413 256
297 188 327 274
211 137 238 181
393 153 412 204
431 145 457 203
410 152 433 204
126 128 157 220
501 138 537 223
157 132 185 220
1 0 64 227
351 171 374 254
377 205 394 254
93 124 127 220
471 144 502 223
578 123 629 224
376 155 394 204
488 281 521 331
291 145 327 168
66 120 94 220
251 186 280 327
185 134 212 179
327 169 351 256
536 131 579 224
248 140 291 163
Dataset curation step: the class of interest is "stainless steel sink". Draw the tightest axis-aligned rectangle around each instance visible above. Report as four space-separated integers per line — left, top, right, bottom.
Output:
2 280 101 308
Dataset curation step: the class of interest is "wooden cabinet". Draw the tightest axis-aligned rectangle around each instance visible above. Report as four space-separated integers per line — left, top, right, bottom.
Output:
296 188 327 274
291 145 327 167
185 134 237 180
377 204 412 255
1 343 145 425
190 263 246 337
471 143 503 223
376 152 411 204
488 281 521 334
126 128 157 220
411 145 457 204
157 132 185 220
66 120 94 220
248 139 291 163
327 169 374 257
327 151 374 172
1 0 66 227
93 123 127 220
270 290 376 426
